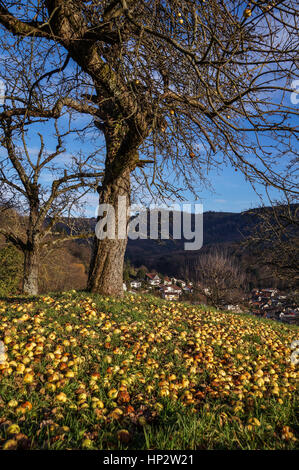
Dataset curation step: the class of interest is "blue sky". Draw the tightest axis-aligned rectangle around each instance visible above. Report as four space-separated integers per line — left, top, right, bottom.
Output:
181 161 288 214
187 167 271 213
0 30 296 218
83 163 282 217
3 113 286 218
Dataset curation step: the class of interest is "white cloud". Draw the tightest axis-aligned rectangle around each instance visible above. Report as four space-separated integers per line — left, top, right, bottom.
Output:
214 198 227 203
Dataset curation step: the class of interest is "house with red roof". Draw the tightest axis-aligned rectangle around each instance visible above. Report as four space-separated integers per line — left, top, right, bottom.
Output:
146 273 161 286
160 284 182 300
163 277 172 286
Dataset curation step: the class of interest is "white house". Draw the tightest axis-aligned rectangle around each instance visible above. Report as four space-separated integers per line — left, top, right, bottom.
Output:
162 293 178 301
162 285 174 293
130 280 142 289
163 277 172 286
160 285 182 300
146 273 161 286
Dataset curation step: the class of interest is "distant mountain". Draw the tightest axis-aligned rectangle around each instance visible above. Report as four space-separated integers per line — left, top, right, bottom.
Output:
38 203 299 285
123 209 258 273
2 204 296 292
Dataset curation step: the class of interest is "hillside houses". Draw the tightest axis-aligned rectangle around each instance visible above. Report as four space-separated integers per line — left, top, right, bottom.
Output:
249 288 299 325
251 288 278 301
125 271 194 301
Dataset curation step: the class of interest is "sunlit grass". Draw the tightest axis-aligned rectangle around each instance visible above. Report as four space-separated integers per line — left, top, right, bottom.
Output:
0 291 298 449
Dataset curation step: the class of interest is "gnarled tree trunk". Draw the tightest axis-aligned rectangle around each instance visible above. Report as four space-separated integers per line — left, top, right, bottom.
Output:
23 199 40 296
23 242 40 295
88 125 134 296
88 169 130 296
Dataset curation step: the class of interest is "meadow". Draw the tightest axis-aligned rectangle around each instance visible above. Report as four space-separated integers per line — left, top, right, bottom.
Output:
0 291 298 450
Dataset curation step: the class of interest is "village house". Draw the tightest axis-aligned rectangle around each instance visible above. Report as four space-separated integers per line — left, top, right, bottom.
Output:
130 280 142 289
182 284 193 294
249 288 299 324
146 273 161 286
163 277 172 286
225 304 242 313
161 285 176 293
160 284 182 300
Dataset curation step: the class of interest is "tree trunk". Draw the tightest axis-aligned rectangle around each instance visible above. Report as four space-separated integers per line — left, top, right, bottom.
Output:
23 243 40 296
87 167 130 296
87 113 145 297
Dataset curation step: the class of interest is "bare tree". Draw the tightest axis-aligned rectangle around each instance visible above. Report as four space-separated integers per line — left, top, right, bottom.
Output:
184 248 246 307
0 1 298 296
245 193 299 287
0 116 103 295
0 34 105 295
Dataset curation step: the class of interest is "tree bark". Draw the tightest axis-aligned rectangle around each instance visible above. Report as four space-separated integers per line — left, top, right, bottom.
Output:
87 167 130 296
23 197 40 296
23 243 40 295
87 125 134 296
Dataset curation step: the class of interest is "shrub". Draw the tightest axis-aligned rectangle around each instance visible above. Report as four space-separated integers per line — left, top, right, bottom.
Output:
0 244 23 296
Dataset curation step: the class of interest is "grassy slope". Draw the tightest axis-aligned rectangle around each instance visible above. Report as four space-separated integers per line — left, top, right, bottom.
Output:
0 291 298 450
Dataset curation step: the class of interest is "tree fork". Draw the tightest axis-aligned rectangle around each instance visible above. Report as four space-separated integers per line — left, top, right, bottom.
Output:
87 120 143 296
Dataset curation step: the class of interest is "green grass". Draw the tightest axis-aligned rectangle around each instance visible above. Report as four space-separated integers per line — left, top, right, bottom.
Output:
0 291 298 450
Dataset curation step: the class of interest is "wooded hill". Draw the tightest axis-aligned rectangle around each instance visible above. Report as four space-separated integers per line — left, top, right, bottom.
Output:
1 205 298 294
